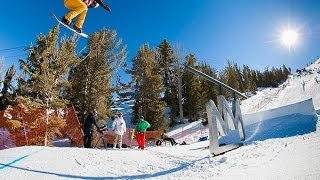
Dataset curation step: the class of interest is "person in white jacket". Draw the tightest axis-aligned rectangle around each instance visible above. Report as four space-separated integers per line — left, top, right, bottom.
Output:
112 112 126 149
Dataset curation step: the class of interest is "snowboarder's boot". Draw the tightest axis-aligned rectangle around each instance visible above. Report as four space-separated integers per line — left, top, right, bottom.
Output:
73 25 82 33
61 16 71 27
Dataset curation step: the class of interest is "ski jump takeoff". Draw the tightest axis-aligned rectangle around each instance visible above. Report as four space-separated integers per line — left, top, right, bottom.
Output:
61 0 111 34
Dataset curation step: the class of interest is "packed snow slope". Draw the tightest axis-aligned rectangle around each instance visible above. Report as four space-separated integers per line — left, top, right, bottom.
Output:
1 60 320 179
241 58 320 114
0 119 319 179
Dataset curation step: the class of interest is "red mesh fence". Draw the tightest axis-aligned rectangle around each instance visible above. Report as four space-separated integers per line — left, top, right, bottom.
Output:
0 104 84 150
63 106 84 147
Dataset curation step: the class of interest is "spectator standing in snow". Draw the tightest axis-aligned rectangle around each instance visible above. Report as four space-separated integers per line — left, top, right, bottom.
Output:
84 110 102 148
112 112 126 149
135 116 151 150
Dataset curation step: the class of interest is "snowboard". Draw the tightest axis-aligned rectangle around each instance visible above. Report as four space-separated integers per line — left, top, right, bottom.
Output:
51 13 88 38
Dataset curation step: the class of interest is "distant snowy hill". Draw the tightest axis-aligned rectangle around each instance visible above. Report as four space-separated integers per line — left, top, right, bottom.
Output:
241 58 320 114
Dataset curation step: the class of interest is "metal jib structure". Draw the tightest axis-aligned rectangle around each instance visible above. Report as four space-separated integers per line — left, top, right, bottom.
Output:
184 65 247 156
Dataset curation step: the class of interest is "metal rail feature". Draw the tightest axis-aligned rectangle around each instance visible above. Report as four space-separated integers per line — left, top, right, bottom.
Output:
184 66 248 99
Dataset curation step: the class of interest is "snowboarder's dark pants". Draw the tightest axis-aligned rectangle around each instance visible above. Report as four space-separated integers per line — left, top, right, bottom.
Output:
163 137 178 146
84 130 93 148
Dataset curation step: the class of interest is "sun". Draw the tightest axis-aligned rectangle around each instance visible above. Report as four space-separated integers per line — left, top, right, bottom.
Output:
280 29 299 48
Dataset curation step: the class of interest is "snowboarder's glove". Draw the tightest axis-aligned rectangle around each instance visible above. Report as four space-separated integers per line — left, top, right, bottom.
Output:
95 0 111 12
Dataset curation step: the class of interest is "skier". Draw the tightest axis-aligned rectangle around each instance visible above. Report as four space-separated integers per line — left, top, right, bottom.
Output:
135 116 151 150
83 110 103 148
301 79 305 91
112 112 126 149
61 0 111 33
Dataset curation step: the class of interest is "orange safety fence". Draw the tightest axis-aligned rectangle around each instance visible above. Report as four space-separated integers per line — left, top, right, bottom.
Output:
0 104 84 150
63 106 84 147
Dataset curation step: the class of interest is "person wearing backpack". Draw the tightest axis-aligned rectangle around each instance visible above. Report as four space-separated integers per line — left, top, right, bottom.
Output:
135 116 151 150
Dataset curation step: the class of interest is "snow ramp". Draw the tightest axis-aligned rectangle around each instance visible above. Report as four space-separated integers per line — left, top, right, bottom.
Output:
220 98 318 145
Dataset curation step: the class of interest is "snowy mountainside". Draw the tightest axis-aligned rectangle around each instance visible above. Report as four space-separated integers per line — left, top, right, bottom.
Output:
241 58 320 114
306 58 320 71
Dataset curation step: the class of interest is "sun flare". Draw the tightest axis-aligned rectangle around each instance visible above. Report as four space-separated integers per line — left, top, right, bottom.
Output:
280 29 299 49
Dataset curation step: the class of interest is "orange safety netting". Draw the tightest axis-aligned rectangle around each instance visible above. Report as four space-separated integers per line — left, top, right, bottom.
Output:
0 104 83 150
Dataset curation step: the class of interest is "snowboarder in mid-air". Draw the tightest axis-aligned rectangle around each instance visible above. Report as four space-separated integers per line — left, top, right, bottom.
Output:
61 0 111 33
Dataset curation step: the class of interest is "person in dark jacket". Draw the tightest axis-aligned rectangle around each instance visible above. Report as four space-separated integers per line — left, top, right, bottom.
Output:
83 110 102 148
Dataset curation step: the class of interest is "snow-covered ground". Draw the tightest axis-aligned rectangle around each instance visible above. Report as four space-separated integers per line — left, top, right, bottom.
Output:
1 60 320 179
0 119 319 179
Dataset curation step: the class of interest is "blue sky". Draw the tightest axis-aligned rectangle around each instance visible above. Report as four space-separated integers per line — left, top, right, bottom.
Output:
1 0 320 83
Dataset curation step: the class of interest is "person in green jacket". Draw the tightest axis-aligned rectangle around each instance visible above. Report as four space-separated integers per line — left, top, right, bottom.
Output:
136 116 151 150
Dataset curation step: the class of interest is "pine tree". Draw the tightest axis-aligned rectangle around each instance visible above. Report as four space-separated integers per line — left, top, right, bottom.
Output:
234 63 245 93
242 65 257 92
198 62 219 109
220 61 240 97
171 45 186 123
131 44 165 130
251 70 258 88
182 54 202 121
282 64 291 77
69 29 127 124
18 25 79 145
156 40 179 122
0 65 17 110
156 40 174 101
